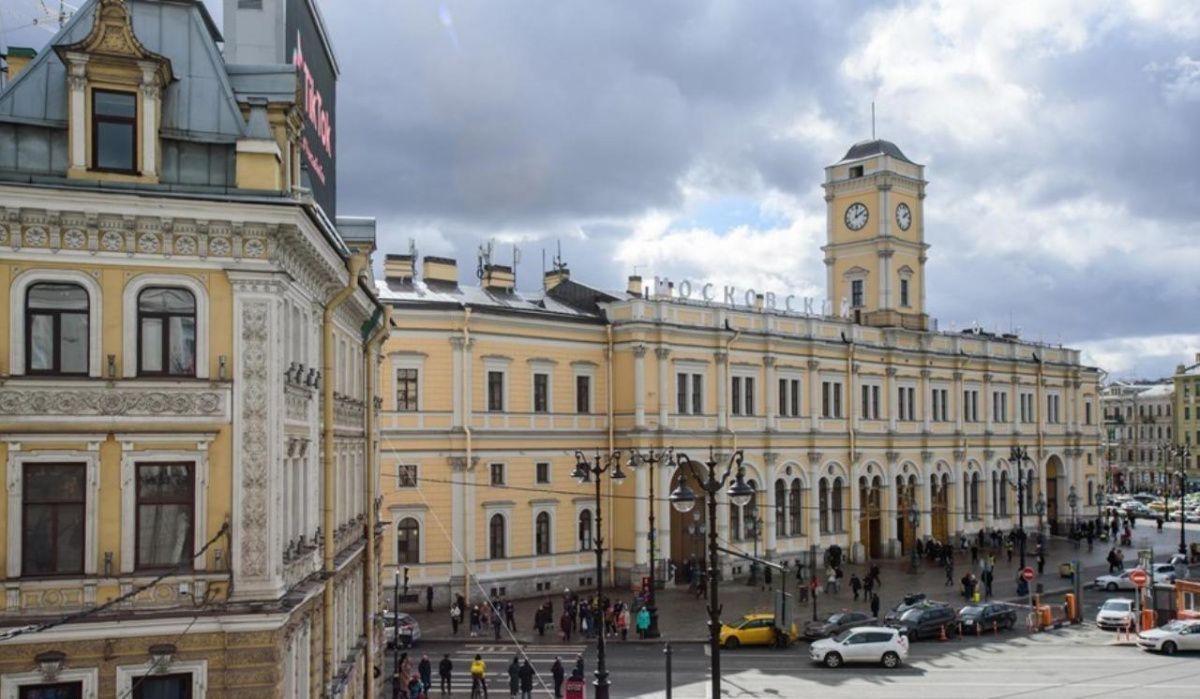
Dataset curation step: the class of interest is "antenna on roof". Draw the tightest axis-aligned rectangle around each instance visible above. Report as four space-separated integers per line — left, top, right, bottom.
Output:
871 101 876 140
552 240 566 273
408 238 418 261
512 245 521 286
476 240 494 280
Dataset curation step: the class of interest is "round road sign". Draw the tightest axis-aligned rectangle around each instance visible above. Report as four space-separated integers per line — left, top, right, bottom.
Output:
1129 568 1149 588
1021 567 1035 582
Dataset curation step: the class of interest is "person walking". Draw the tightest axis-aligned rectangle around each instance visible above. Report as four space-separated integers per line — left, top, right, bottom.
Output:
574 654 585 681
438 654 453 695
1036 550 1046 576
617 605 629 641
850 574 862 601
508 657 521 698
636 606 651 639
518 659 535 699
506 598 517 631
470 654 488 698
470 605 481 637
418 654 433 694
451 601 462 635
944 559 954 587
551 656 565 698
493 606 504 640
426 585 434 613
560 610 572 642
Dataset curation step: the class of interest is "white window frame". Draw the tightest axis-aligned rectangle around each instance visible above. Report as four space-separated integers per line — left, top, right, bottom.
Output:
780 372 803 417
122 273 211 379
898 265 914 308
5 441 101 577
119 436 213 574
821 378 843 418
731 367 757 416
1 667 99 699
574 501 595 551
483 356 512 412
963 386 980 423
572 361 597 415
535 461 551 485
389 506 427 567
674 359 708 415
9 268 104 377
489 462 507 486
531 502 557 556
897 382 917 421
930 384 950 422
859 379 882 420
483 504 513 560
115 658 207 698
391 352 426 412
1047 391 1061 424
528 359 556 414
844 267 868 309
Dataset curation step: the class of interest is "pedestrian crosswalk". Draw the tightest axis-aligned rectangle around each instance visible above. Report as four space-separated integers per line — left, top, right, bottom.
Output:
413 643 587 696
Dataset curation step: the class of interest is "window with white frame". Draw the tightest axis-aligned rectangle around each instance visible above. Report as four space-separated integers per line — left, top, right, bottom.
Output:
2 668 98 699
487 371 505 411
779 376 802 417
731 374 756 416
860 382 881 420
1047 393 1061 424
397 464 418 488
577 509 593 550
534 510 553 555
677 372 704 414
135 462 194 570
1019 392 1035 423
490 463 506 486
396 368 418 411
931 387 949 422
992 390 1008 422
821 380 843 418
533 372 550 413
489 513 507 559
21 462 87 576
963 388 979 422
115 658 206 699
898 385 916 421
535 462 550 484
575 375 592 414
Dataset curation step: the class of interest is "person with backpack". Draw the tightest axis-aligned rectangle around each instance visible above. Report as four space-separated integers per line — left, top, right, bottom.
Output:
438 654 453 695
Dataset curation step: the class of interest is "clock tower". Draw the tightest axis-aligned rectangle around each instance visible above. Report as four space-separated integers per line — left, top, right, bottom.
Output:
821 140 929 331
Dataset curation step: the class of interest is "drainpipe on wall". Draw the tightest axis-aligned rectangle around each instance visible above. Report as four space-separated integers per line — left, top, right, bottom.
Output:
322 253 368 696
606 323 615 584
460 305 473 607
362 304 391 699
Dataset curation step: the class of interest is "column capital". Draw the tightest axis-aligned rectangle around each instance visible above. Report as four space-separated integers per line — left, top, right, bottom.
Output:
920 369 931 379
449 336 473 350
953 371 963 381
983 373 993 383
954 449 967 464
633 344 647 358
448 456 479 472
807 359 820 371
763 451 779 467
655 346 671 360
852 362 862 374
983 449 996 463
921 450 934 466
885 450 901 466
714 351 728 365
851 450 864 465
763 354 777 367
886 367 897 377
807 450 823 466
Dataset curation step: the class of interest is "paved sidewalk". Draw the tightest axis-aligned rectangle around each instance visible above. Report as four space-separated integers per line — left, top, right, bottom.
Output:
401 521 1188 644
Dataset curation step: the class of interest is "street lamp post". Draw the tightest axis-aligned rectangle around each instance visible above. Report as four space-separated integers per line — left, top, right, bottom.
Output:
746 515 763 586
573 450 628 699
1008 446 1032 570
628 448 671 639
1163 444 1192 556
907 502 919 574
668 449 754 699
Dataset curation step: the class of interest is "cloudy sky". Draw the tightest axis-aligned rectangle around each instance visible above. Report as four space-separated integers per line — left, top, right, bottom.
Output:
5 0 1199 379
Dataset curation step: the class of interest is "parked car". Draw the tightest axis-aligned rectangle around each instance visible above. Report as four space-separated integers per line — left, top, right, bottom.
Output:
1093 570 1138 591
809 626 909 668
1123 502 1153 519
1095 598 1135 631
804 610 877 640
881 593 928 624
888 602 957 641
381 611 421 648
719 612 798 649
1138 619 1200 655
957 602 1018 632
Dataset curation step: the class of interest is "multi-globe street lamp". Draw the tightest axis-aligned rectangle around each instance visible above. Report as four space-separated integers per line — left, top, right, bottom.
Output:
907 502 920 574
1161 443 1192 556
627 447 672 638
572 450 628 699
1008 446 1034 570
668 448 754 699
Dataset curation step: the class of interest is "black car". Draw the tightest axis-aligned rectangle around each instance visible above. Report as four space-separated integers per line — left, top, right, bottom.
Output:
888 602 957 641
957 603 1017 632
803 610 877 640
882 593 928 624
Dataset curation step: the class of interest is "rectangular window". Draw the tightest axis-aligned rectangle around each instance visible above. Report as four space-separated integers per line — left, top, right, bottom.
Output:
22 463 86 576
487 371 504 411
133 673 193 699
898 386 916 421
679 373 690 414
993 391 1008 422
732 377 743 416
779 378 801 417
692 374 703 414
575 375 591 414
490 463 505 486
533 373 549 413
678 373 703 414
900 278 910 307
790 379 800 416
850 279 864 308
20 684 83 699
136 463 194 570
536 462 550 484
962 389 977 422
396 368 418 411
861 384 881 420
92 89 137 172
821 380 843 418
931 388 949 422
743 377 755 415
397 464 418 488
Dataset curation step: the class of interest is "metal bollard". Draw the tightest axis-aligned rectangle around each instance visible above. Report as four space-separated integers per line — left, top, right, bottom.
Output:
664 642 672 699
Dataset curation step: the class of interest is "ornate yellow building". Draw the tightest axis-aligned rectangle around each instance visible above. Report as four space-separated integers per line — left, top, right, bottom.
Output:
0 1 383 697
377 139 1104 605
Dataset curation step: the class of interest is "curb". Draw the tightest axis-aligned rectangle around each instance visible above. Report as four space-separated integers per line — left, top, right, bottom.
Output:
412 636 710 645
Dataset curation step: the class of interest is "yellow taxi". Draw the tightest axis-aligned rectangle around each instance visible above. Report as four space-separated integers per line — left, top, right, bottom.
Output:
719 612 799 649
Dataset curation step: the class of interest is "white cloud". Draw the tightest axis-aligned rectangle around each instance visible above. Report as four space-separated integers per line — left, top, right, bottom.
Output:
1145 55 1200 103
1076 334 1200 378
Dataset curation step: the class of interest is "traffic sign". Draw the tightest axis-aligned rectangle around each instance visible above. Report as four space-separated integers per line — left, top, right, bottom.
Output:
1129 568 1149 588
1021 567 1035 582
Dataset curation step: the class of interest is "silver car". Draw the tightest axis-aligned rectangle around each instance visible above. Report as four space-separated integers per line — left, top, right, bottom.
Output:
381 611 422 648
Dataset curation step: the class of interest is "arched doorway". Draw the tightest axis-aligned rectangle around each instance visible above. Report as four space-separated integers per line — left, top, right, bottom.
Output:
1046 455 1062 535
669 460 708 584
931 473 950 543
859 475 883 559
895 474 919 554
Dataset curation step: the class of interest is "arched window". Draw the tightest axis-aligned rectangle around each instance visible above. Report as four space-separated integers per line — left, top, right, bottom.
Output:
831 477 844 533
788 481 802 536
25 282 89 375
999 472 1009 517
969 472 980 519
991 471 998 514
578 509 593 551
396 517 420 564
535 511 552 555
489 513 506 559
1025 469 1035 512
138 287 196 376
818 479 830 534
1087 480 1095 506
774 480 787 537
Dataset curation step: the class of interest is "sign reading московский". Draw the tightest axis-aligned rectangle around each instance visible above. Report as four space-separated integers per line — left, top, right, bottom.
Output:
652 276 842 317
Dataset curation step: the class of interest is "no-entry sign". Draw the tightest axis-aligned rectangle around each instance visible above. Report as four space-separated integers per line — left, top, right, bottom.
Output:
1129 568 1149 588
1021 567 1035 582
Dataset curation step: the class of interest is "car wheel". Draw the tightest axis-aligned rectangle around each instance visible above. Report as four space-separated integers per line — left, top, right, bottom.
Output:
824 652 843 668
881 651 900 668
724 637 740 650
1106 582 1118 591
1162 641 1177 656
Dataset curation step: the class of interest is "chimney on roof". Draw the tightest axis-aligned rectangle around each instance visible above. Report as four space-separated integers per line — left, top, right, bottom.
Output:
384 254 415 285
1195 352 1200 365
422 256 458 285
3 47 36 83
544 267 570 291
484 264 516 293
626 275 642 297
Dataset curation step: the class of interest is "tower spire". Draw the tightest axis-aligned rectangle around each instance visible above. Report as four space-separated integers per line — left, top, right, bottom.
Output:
871 101 876 140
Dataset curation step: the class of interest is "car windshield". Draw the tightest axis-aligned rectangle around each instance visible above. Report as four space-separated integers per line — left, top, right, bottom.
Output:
832 629 854 643
900 608 923 621
961 606 982 615
826 614 844 624
1162 621 1189 632
1101 600 1131 611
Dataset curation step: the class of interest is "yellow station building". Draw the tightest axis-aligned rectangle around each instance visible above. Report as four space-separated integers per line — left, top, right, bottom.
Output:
0 1 384 696
377 139 1104 605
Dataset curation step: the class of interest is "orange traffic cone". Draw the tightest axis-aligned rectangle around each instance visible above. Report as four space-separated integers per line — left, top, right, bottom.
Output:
939 624 947 641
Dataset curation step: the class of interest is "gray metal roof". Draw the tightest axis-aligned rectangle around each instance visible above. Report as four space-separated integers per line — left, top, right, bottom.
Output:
0 0 246 142
336 216 377 244
376 279 602 320
838 139 915 165
226 65 298 106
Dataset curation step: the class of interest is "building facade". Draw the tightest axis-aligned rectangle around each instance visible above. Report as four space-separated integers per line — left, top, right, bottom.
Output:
377 140 1104 605
0 1 383 697
1101 382 1174 493
1173 357 1200 473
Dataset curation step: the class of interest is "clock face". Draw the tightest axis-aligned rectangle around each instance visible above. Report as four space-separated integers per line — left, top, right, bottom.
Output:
844 202 869 231
896 202 912 231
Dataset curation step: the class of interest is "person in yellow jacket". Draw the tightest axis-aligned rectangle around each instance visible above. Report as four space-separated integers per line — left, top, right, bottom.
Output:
470 654 488 698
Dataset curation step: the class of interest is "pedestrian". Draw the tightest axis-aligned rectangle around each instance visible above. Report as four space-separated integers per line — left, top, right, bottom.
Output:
870 592 880 619
574 653 585 680
983 568 994 599
850 574 862 601
508 656 520 698
618 605 629 641
636 606 651 639
419 653 432 694
1036 551 1046 576
451 601 462 635
519 659 534 699
470 605 481 637
493 605 503 640
560 610 572 642
470 654 488 698
506 598 517 631
944 559 954 587
971 544 979 563
551 656 565 698
439 654 453 694
1006 539 1013 563
426 585 434 613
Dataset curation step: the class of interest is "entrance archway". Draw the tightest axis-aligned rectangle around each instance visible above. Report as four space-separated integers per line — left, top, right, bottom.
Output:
1046 455 1062 535
931 473 950 543
895 473 919 554
859 475 883 559
670 461 708 584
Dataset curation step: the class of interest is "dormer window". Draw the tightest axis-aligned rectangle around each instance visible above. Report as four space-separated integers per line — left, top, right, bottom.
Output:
849 165 864 178
92 89 137 173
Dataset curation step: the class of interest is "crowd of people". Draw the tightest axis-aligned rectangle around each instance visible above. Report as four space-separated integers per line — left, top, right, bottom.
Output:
447 587 656 645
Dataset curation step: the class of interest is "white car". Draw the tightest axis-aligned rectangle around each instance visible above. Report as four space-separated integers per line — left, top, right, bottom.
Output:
381 611 422 648
1093 565 1175 591
1138 619 1200 655
1096 598 1136 631
809 626 909 668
